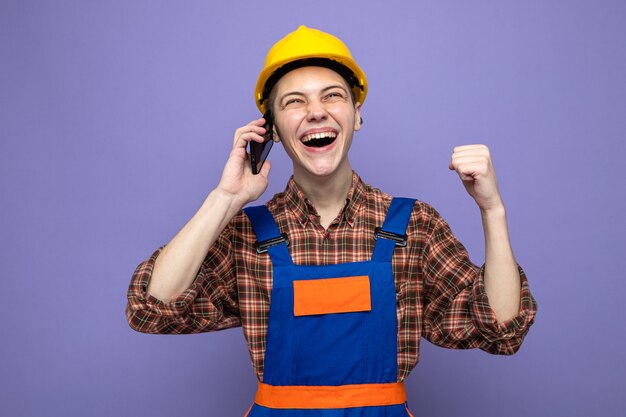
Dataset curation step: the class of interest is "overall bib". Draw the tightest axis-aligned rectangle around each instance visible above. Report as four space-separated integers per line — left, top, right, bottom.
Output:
243 198 416 417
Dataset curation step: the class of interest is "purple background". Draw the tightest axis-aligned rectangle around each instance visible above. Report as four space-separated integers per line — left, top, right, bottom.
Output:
2 1 625 416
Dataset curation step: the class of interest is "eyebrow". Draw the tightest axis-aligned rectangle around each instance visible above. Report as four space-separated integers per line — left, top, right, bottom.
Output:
279 84 349 101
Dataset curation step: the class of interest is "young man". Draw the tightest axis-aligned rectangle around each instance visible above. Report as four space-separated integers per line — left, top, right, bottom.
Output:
127 26 537 416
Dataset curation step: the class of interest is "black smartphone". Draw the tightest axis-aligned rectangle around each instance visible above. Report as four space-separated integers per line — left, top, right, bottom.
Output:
249 110 274 175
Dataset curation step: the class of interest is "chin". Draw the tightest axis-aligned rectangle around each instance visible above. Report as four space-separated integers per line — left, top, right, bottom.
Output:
304 160 342 177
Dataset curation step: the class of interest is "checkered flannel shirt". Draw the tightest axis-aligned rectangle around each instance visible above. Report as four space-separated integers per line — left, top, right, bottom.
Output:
126 172 537 381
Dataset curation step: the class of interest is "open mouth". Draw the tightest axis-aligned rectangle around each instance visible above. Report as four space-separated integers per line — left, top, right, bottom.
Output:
301 131 337 148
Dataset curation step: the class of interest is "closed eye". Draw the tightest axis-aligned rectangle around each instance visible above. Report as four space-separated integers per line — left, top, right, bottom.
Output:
323 91 346 101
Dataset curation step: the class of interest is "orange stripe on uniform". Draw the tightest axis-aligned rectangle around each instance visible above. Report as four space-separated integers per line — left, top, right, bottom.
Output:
254 382 406 409
293 276 371 316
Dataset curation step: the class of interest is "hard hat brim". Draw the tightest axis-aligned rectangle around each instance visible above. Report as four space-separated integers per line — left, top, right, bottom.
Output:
255 54 367 114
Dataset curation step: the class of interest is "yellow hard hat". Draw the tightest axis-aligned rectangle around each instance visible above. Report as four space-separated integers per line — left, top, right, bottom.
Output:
255 25 368 114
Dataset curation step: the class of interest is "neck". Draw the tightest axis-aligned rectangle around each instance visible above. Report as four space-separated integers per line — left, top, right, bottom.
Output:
293 162 353 219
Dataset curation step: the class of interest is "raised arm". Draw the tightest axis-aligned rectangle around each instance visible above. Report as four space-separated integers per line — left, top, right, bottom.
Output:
126 117 273 334
448 144 520 323
147 117 272 302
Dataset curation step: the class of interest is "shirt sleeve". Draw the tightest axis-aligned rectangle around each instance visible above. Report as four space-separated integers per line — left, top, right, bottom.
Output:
420 207 537 355
125 224 242 334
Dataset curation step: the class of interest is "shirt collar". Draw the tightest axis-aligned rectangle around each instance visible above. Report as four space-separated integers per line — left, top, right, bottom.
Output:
284 171 366 228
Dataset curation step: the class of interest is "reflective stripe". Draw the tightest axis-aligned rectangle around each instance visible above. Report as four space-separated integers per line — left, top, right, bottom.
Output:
254 382 406 409
293 276 371 316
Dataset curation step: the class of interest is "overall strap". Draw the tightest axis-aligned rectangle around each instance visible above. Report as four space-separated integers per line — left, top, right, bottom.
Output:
243 205 294 266
372 197 416 262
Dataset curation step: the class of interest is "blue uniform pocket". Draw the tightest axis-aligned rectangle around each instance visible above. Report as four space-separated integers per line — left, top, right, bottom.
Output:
291 307 369 385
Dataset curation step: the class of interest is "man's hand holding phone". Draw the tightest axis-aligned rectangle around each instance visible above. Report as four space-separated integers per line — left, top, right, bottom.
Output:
216 115 274 208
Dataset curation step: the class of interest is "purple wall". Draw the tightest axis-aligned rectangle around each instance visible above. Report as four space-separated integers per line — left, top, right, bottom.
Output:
2 1 625 416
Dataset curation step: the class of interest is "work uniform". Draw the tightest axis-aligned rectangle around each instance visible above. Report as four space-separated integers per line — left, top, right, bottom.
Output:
126 174 537 415
243 198 416 416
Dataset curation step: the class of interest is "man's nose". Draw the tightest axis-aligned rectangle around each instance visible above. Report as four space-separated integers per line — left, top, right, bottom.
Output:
306 100 328 121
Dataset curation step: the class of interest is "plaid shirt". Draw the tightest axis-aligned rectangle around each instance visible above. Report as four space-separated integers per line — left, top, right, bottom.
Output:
126 172 537 381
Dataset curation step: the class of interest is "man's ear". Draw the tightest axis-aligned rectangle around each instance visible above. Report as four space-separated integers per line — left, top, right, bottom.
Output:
272 125 281 143
353 102 362 131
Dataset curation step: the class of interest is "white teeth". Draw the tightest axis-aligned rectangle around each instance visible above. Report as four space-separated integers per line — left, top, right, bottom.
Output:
301 131 337 142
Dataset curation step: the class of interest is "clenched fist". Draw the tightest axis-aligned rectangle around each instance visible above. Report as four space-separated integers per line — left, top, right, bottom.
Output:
449 144 504 212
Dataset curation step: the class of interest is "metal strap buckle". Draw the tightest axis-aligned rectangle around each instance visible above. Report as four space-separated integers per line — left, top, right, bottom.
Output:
374 227 408 247
255 233 289 254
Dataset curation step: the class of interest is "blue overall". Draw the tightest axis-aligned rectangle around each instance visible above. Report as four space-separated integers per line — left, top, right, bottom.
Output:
243 198 416 417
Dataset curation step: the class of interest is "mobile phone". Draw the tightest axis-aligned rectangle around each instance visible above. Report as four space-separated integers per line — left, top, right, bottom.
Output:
249 110 274 175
